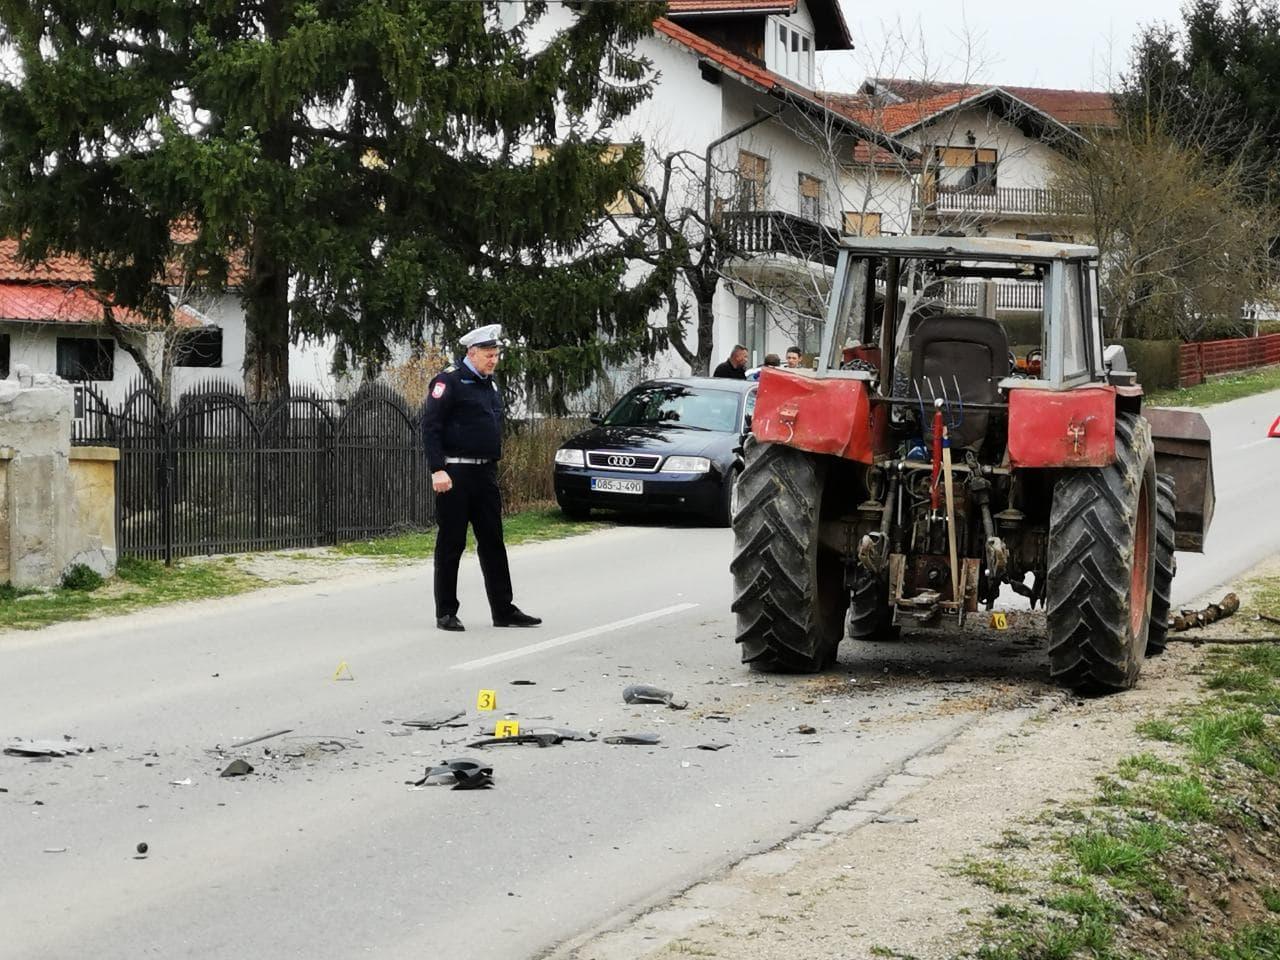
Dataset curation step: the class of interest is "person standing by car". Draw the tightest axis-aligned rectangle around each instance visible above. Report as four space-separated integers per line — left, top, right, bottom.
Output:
713 345 749 379
785 346 803 368
423 324 541 633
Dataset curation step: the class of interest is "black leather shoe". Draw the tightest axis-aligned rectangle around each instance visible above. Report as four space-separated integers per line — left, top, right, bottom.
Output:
437 615 465 632
493 607 542 628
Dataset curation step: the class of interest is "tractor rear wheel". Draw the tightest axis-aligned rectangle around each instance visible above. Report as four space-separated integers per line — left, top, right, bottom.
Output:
1146 475 1177 657
731 440 845 672
1046 413 1157 692
847 567 898 641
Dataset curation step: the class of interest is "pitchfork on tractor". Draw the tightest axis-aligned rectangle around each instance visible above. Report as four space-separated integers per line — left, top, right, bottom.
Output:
732 236 1214 693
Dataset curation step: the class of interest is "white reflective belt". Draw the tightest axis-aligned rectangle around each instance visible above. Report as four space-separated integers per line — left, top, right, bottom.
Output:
444 457 490 465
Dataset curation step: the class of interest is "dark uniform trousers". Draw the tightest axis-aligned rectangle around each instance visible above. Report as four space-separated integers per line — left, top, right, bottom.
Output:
433 462 513 620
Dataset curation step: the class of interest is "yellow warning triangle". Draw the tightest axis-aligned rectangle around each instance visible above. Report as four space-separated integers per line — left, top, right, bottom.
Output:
332 661 354 681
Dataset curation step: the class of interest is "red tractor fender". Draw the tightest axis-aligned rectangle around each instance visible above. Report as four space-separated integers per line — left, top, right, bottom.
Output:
1006 385 1117 468
751 368 888 463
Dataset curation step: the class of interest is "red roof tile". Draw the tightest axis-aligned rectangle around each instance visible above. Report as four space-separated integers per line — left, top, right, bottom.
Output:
825 88 983 134
0 283 201 327
865 79 1118 128
0 239 95 283
654 17 778 91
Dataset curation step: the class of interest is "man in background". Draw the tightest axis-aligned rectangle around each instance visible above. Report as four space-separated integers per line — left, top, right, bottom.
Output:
713 345 748 379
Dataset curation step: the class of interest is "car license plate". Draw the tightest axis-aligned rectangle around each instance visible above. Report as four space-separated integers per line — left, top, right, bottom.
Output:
591 477 643 495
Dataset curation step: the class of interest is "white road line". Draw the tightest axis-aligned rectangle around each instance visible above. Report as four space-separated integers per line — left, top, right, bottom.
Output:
449 603 700 672
1237 437 1275 451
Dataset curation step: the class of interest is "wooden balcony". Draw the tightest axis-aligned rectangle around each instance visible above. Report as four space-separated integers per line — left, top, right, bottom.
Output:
944 280 1044 313
721 210 841 267
929 185 1087 218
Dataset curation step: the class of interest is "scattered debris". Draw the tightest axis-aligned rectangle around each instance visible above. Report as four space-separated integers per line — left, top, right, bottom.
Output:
409 758 493 790
873 814 919 824
694 743 730 751
43 847 67 854
169 778 193 786
704 714 732 722
795 724 817 735
219 759 254 778
623 685 687 710
1170 592 1240 631
468 733 563 749
400 710 466 730
228 729 292 749
4 738 93 758
1258 613 1280 627
136 842 148 855
510 680 536 686
603 733 661 745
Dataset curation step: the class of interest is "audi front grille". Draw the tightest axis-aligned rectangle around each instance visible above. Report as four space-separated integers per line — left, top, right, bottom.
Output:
586 451 662 472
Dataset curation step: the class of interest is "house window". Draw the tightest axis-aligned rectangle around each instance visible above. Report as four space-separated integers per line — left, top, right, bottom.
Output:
767 16 814 86
737 150 768 211
600 143 642 216
935 146 998 192
56 337 114 381
0 333 8 379
843 211 882 236
175 328 223 368
798 174 822 220
738 298 766 367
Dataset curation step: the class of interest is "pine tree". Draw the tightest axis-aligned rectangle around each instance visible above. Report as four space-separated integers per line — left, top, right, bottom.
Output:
0 0 667 406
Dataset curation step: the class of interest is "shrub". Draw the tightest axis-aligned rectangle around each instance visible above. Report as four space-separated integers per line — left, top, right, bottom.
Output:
61 564 104 592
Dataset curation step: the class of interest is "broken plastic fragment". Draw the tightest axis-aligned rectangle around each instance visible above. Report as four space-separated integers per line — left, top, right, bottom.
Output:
400 710 466 730
5 739 92 758
623 685 687 710
219 759 254 778
603 733 661 745
409 757 493 790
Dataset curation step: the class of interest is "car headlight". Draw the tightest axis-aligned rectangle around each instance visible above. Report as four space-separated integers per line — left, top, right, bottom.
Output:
554 448 585 467
662 456 711 474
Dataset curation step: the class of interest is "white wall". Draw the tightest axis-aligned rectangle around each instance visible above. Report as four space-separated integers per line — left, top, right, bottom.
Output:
1 291 338 405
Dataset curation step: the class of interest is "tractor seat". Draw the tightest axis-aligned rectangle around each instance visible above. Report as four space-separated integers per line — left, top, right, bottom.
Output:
910 314 1009 450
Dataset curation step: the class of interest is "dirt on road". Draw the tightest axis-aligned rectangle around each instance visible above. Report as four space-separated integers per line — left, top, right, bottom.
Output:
552 562 1280 960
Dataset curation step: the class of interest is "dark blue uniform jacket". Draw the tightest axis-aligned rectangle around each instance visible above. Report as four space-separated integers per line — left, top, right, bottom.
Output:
422 362 504 472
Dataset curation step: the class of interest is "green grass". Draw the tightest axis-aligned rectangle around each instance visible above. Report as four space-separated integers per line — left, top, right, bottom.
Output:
334 507 608 559
0 556 264 631
968 586 1280 960
953 857 1030 894
1146 364 1280 407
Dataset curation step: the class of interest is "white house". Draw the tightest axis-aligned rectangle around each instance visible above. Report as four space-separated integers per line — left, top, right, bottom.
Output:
0 239 336 405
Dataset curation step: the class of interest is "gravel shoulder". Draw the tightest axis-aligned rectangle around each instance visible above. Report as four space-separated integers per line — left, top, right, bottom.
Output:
551 559 1280 960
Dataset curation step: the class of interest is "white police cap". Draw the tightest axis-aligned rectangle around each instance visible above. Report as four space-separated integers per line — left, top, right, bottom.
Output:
460 324 503 349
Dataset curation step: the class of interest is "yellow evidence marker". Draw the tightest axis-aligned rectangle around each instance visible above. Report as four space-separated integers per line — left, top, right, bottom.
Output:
333 661 354 681
495 720 520 738
990 612 1009 630
476 689 497 711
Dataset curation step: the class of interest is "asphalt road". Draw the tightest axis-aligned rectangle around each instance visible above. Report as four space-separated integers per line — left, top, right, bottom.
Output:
2 390 1276 960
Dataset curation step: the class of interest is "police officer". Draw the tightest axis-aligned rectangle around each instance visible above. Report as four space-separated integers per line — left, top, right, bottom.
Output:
423 324 541 632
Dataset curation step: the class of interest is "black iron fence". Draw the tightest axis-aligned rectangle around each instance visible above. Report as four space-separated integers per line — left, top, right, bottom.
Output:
73 380 435 563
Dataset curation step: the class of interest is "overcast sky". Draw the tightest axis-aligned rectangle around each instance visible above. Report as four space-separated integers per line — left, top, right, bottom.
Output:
818 0 1185 92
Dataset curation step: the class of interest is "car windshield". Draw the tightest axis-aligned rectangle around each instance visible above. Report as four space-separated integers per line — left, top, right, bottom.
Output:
604 384 742 433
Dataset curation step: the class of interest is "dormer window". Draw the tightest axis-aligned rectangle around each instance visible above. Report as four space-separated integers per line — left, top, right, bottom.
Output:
767 16 814 87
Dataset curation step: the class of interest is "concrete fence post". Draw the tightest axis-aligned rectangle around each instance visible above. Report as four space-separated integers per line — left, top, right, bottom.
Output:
0 365 118 589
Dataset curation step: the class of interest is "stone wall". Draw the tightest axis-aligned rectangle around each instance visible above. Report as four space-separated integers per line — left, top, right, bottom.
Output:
0 367 118 588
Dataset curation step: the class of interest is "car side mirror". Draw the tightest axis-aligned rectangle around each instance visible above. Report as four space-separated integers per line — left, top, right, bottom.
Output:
588 411 603 425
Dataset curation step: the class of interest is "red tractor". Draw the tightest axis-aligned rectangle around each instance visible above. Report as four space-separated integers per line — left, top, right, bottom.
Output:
733 236 1214 692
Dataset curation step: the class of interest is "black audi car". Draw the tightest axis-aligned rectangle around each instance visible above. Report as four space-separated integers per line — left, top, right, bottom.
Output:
553 378 757 525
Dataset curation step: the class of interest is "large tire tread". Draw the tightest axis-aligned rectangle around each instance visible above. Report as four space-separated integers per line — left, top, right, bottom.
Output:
730 441 842 672
1146 475 1177 656
1046 413 1156 693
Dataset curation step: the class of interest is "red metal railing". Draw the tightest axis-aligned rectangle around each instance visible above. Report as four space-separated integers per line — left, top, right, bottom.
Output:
1178 333 1280 386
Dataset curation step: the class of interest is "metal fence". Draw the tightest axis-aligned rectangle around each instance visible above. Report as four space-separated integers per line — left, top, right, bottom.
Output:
73 380 435 563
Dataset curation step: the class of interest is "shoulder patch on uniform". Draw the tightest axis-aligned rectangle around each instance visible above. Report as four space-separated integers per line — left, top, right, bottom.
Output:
431 381 447 399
